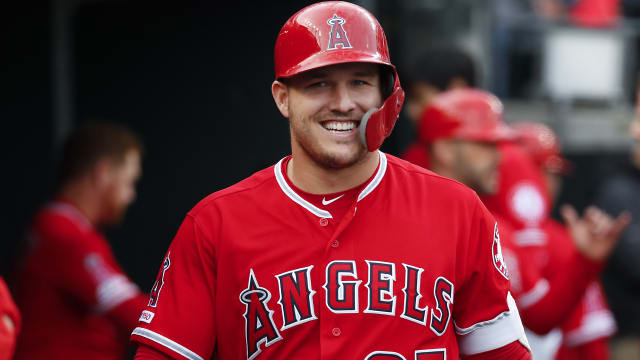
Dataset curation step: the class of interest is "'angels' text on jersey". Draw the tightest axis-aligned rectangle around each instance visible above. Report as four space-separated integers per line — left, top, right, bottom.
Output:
240 261 454 359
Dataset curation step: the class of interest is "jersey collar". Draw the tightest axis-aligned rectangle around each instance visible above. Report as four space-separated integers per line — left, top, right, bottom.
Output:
274 151 388 218
46 200 93 230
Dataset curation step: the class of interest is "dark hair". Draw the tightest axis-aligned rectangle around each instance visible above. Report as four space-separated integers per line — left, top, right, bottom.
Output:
56 121 143 187
406 47 476 94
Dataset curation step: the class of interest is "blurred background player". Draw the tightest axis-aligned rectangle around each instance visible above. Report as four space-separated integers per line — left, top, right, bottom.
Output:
594 93 640 360
401 46 476 168
11 121 148 360
418 88 629 359
0 276 20 360
514 121 617 360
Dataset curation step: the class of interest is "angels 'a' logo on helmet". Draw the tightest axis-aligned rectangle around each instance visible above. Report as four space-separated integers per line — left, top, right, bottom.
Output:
327 14 352 50
492 223 509 280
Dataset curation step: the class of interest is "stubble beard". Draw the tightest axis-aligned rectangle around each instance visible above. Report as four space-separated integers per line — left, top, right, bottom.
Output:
290 111 368 170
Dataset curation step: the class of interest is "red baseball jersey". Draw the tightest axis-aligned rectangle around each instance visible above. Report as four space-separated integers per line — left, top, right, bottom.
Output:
542 220 615 356
481 143 552 243
13 200 145 360
400 141 430 170
131 152 528 360
0 276 20 360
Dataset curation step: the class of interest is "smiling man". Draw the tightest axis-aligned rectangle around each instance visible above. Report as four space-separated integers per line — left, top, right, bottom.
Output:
131 2 530 359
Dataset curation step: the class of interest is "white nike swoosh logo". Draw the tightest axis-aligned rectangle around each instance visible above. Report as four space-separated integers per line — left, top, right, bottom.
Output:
321 194 344 205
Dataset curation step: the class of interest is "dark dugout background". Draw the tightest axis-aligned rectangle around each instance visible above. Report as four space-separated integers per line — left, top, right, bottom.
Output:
2 0 627 307
3 1 413 286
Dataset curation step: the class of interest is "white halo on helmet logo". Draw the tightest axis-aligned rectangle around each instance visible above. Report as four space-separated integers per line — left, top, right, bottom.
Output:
327 14 352 50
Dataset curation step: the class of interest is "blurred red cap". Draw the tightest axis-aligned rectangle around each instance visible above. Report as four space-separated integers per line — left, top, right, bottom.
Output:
512 121 572 175
417 88 514 144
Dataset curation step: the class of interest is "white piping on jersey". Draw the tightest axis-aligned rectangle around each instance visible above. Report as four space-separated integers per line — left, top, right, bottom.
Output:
455 292 530 355
274 159 332 219
517 278 550 309
131 327 204 360
357 151 387 202
46 201 93 230
274 151 387 218
514 228 547 246
95 274 140 313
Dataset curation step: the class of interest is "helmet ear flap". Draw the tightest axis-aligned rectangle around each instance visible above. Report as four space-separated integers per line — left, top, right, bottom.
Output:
380 65 395 99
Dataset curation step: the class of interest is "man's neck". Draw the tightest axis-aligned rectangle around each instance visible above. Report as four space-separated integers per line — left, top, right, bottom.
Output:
430 163 458 183
57 179 101 226
287 151 379 195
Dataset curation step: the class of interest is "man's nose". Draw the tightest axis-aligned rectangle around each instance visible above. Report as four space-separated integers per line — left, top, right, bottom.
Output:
329 83 356 114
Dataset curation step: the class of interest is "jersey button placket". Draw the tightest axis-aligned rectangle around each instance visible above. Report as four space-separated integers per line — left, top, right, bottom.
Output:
319 218 329 227
331 327 341 336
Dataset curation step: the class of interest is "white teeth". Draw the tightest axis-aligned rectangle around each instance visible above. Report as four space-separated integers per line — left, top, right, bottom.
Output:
323 121 357 131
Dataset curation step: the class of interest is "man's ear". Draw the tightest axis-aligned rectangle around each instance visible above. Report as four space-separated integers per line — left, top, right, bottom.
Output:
92 159 115 190
271 80 290 118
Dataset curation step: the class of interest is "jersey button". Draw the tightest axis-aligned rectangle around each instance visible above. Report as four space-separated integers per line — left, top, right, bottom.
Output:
331 240 339 248
319 218 329 226
332 327 341 337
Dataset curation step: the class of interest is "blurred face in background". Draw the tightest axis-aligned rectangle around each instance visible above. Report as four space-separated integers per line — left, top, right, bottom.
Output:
630 106 640 168
406 78 469 126
100 149 142 226
451 140 501 195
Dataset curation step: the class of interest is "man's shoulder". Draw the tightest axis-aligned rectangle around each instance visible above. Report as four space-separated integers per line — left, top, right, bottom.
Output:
32 203 93 242
189 163 278 217
385 153 479 201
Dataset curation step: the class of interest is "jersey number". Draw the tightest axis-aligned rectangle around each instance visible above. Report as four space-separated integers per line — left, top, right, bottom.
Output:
365 349 446 360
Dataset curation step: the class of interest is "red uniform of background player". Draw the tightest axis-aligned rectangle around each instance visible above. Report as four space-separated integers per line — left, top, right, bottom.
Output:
514 122 617 360
131 2 531 359
0 276 20 360
12 121 148 360
478 121 628 359
413 89 628 358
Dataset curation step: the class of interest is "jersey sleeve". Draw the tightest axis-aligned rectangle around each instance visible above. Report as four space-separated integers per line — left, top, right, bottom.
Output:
461 340 531 360
0 277 20 360
130 214 217 360
515 250 602 335
43 222 141 316
498 219 603 335
134 344 173 360
454 198 530 356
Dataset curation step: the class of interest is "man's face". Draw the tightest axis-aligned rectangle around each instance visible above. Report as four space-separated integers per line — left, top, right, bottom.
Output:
101 149 142 226
453 140 501 194
277 62 382 169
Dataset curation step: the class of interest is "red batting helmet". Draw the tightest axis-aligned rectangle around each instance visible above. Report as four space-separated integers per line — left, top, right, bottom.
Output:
418 88 513 143
274 1 405 152
512 122 572 175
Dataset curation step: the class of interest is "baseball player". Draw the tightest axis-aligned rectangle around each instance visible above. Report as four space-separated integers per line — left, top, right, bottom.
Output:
131 2 532 359
514 122 617 359
401 47 476 169
416 88 628 339
12 121 148 360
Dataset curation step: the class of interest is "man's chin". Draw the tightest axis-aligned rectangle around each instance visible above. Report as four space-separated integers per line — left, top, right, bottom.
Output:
309 145 368 169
